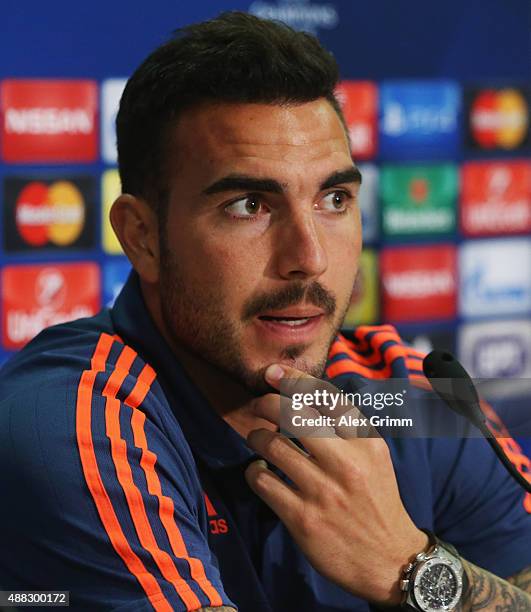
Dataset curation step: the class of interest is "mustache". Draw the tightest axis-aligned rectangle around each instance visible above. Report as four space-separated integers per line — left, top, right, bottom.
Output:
242 281 336 321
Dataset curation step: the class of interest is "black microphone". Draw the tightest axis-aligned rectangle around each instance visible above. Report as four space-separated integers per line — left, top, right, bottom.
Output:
423 350 531 494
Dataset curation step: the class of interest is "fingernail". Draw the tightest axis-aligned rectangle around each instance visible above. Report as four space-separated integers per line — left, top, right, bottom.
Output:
255 459 268 469
265 364 284 382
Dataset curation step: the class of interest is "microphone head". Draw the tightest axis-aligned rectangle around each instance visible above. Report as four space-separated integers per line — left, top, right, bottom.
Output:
423 350 469 381
423 350 484 424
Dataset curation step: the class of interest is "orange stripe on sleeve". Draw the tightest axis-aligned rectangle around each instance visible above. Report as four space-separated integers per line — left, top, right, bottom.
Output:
125 364 224 607
326 347 406 379
405 357 424 372
362 330 408 353
130 409 224 607
76 334 173 612
483 406 531 514
334 343 420 375
328 339 389 367
105 395 204 609
124 363 157 410
326 359 391 380
355 324 396 338
102 345 137 399
328 331 426 380
353 325 398 351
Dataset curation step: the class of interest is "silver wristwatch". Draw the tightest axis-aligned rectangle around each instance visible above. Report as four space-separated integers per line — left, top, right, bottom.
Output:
400 534 466 612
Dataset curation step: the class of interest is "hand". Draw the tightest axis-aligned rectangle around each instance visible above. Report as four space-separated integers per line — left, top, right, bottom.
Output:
244 363 428 606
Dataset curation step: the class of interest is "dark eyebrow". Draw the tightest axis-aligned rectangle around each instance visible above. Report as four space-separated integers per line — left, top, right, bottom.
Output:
320 166 362 190
203 175 284 196
202 165 362 196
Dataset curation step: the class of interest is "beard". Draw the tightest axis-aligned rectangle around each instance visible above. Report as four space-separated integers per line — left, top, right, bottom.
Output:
158 242 351 396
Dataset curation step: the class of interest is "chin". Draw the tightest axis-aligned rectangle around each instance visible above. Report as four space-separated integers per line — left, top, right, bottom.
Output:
264 347 328 378
236 331 336 394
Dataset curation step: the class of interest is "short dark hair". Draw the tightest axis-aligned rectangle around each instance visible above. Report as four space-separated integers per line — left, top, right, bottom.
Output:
116 11 345 212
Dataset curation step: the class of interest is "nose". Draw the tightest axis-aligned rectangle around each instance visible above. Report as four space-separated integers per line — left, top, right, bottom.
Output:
273 210 328 280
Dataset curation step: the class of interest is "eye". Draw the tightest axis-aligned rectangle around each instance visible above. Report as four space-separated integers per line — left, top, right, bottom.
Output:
320 190 351 213
224 195 268 220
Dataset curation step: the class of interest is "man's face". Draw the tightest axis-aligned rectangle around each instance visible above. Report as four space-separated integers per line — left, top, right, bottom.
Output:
159 99 362 394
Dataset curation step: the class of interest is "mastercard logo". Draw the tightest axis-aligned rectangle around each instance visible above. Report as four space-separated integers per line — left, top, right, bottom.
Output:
15 181 85 247
470 89 529 149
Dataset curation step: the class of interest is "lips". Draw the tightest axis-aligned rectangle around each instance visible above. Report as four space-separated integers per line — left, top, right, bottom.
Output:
257 307 324 321
259 316 314 327
258 307 324 328
254 308 325 340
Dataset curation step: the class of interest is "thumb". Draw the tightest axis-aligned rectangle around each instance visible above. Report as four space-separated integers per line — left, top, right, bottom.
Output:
264 363 337 398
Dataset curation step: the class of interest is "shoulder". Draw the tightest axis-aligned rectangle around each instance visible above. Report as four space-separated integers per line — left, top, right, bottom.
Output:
326 325 531 525
1 311 169 423
0 318 199 506
0 309 116 400
0 322 231 608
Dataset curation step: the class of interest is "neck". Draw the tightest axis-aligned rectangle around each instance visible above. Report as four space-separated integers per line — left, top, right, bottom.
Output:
140 279 276 438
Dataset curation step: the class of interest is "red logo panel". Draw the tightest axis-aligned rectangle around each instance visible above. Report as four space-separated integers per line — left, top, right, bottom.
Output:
1 80 98 162
468 88 529 150
461 160 531 236
380 245 456 322
335 81 377 160
2 263 101 350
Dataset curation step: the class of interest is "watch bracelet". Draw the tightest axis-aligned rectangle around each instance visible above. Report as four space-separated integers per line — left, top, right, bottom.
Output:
399 530 468 610
430 533 469 598
367 531 468 612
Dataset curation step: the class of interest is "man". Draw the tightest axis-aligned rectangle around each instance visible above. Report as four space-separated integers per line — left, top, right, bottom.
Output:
0 11 530 612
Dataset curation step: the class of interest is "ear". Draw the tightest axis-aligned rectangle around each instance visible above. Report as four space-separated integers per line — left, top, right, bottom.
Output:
110 194 160 284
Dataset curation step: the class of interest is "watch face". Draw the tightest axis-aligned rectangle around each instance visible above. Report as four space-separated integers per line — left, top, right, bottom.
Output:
414 560 463 611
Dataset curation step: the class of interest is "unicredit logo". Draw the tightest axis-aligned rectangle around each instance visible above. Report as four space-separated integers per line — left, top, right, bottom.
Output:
384 270 454 298
15 181 85 247
470 89 528 149
1 262 100 350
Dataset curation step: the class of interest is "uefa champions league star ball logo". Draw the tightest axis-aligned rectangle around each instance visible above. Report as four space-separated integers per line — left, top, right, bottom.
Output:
248 0 339 35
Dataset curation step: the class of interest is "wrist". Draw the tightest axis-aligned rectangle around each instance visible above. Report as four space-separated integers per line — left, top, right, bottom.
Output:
375 529 431 607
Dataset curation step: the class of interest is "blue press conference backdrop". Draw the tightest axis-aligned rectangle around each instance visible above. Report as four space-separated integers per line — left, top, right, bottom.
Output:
1 0 530 453
3 1 530 79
